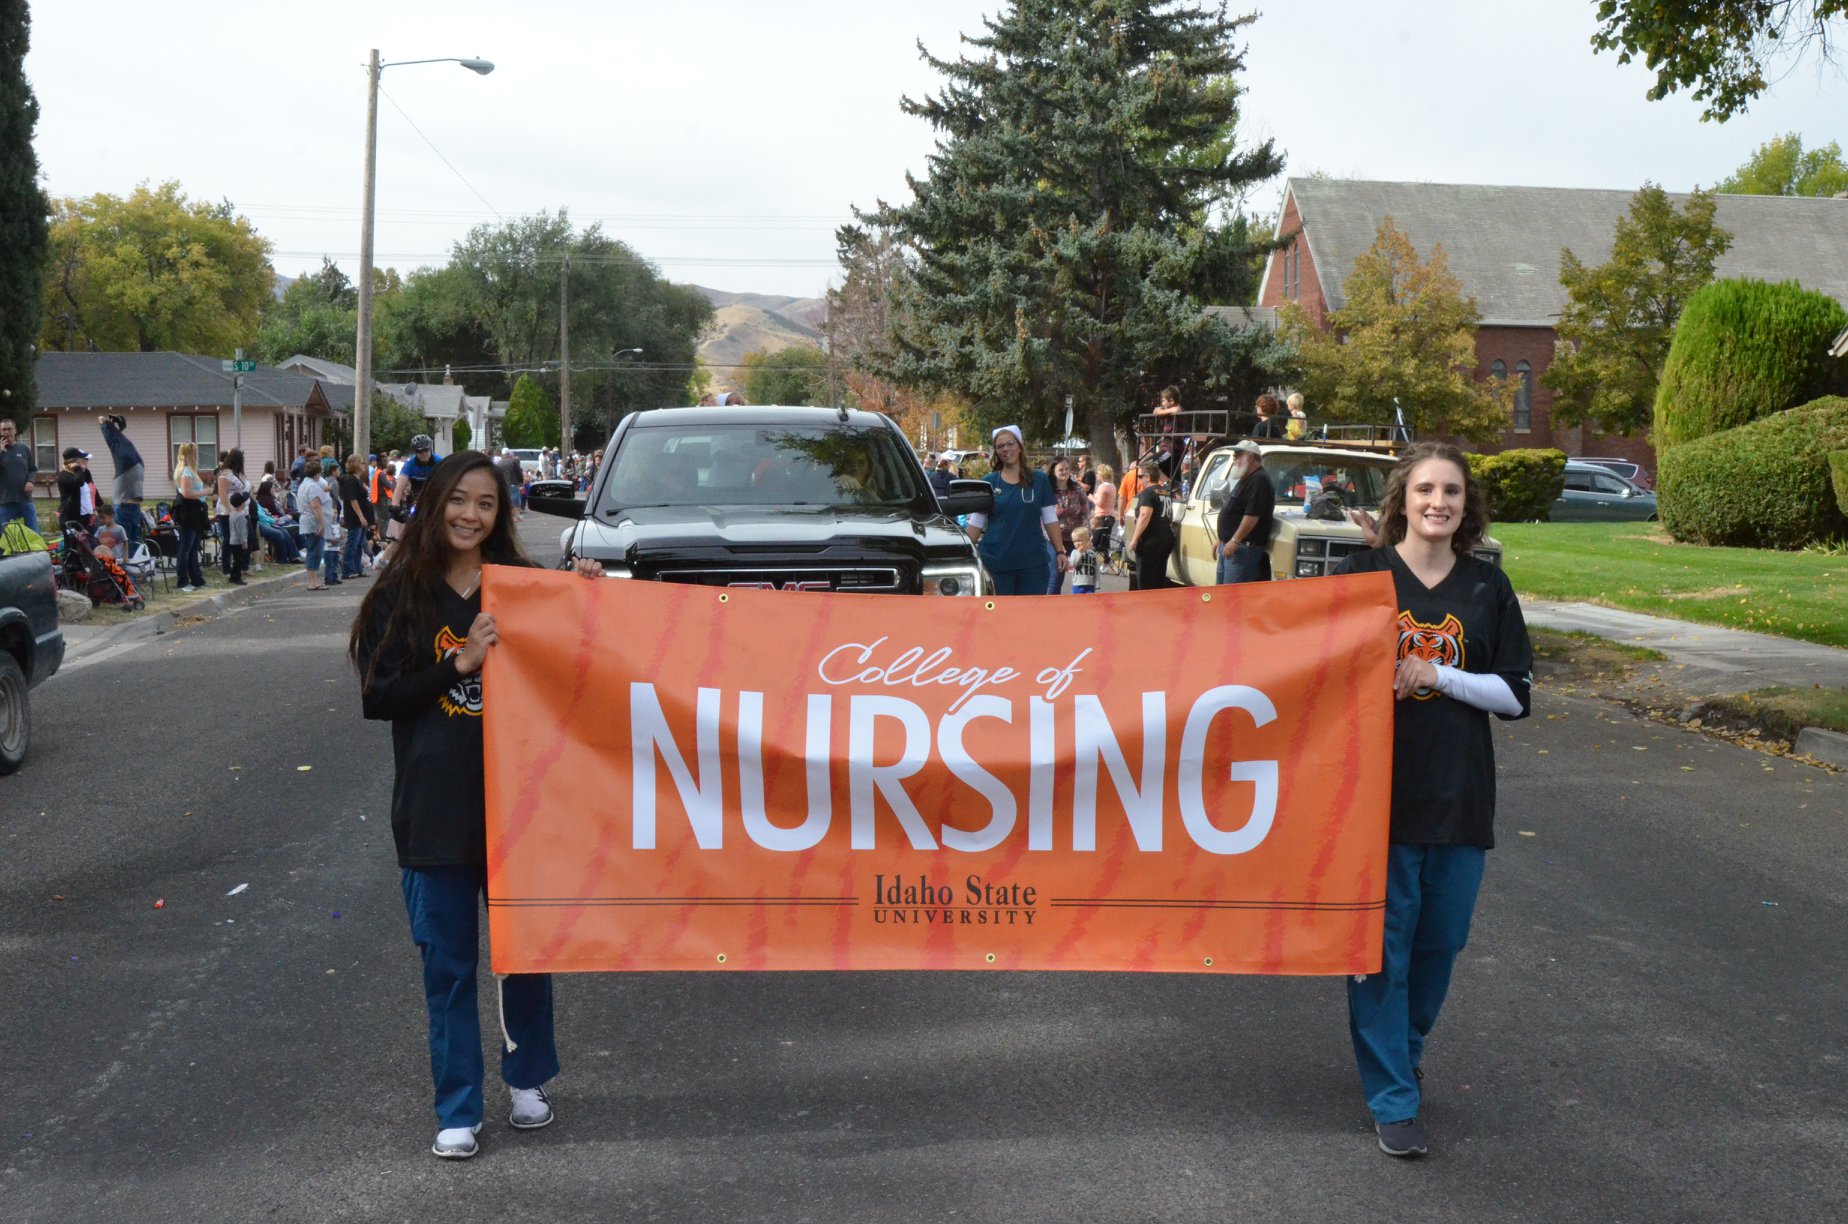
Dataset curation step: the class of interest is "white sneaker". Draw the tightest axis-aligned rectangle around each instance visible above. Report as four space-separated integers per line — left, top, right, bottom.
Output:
432 1123 481 1159
509 1085 554 1129
176 585 196 593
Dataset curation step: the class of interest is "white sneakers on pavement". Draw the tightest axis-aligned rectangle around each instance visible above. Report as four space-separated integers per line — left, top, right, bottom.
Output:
509 1085 554 1129
432 1123 481 1160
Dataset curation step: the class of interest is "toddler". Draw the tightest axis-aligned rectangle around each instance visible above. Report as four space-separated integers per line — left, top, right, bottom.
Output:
1068 526 1099 594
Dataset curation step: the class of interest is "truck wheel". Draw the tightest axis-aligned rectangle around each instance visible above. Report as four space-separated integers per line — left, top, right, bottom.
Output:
0 654 27 776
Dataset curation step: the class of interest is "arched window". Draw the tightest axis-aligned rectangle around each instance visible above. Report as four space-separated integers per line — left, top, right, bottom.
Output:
1514 360 1533 431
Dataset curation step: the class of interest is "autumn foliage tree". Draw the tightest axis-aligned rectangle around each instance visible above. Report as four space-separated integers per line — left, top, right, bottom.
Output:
1279 218 1514 443
1544 184 1732 436
41 182 274 355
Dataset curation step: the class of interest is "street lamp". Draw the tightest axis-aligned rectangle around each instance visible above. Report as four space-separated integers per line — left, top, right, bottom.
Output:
353 50 494 458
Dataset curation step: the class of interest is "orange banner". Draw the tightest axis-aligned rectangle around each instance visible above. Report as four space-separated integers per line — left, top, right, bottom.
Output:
483 570 1397 975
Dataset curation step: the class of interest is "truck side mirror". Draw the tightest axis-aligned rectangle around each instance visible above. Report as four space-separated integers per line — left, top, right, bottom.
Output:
939 478 995 518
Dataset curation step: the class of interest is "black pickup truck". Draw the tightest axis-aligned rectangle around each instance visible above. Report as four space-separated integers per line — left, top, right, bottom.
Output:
531 405 995 595
0 548 66 774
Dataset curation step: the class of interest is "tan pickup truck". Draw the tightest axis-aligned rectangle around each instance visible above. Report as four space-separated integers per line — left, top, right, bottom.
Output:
1164 438 1501 586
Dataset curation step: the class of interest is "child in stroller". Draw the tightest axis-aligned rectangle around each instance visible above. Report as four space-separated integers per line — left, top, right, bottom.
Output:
55 523 144 610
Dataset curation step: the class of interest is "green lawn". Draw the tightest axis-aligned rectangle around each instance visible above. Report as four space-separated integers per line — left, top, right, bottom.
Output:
1494 521 1848 649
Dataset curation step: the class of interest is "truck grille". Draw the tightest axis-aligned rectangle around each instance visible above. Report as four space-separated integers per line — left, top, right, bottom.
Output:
654 566 907 593
1295 537 1369 577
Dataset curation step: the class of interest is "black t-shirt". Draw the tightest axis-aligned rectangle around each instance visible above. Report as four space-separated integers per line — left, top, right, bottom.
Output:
1134 486 1174 548
338 473 372 529
1333 547 1533 849
1217 466 1276 549
358 581 516 868
1251 416 1285 439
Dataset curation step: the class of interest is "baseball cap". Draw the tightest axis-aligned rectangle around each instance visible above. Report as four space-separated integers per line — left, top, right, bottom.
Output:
62 446 90 460
1232 439 1262 456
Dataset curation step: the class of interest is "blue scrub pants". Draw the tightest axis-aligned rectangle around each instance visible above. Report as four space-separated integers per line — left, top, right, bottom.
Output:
1347 844 1485 1125
989 566 1047 596
401 865 559 1128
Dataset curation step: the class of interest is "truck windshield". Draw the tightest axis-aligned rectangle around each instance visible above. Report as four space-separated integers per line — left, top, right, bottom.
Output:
598 424 928 510
1265 459 1391 508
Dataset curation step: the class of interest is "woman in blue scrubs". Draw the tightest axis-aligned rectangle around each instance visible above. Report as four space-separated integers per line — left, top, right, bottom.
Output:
965 426 1067 596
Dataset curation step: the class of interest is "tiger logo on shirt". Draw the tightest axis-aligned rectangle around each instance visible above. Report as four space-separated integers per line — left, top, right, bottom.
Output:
434 625 483 718
1397 611 1464 701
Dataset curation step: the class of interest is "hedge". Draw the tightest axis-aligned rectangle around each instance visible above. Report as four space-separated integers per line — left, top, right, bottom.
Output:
1657 397 1848 548
1654 278 1848 450
1830 450 1848 517
1464 448 1567 522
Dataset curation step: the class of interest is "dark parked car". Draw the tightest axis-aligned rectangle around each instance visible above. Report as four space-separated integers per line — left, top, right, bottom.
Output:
1578 456 1652 490
1552 460 1658 522
532 405 996 595
0 548 67 774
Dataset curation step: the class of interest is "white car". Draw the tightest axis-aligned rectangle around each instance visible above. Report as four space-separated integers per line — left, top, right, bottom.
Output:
509 448 545 481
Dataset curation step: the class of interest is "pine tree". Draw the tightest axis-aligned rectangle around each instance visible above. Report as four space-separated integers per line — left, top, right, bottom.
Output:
0 0 46 428
857 0 1284 467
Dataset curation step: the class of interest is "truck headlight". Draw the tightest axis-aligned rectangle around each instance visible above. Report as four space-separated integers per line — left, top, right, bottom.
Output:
599 564 634 579
921 562 985 596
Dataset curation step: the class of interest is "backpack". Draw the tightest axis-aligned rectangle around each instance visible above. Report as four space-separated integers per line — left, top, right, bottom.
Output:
0 518 47 556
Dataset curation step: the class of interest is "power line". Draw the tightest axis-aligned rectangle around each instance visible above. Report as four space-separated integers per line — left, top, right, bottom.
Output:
376 83 502 219
271 249 839 267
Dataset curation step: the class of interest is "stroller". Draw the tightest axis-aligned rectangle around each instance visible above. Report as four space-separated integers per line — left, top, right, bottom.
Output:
53 525 145 611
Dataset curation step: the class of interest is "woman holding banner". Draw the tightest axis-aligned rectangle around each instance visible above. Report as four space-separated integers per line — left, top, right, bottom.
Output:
965 425 1066 596
1333 442 1532 1160
349 451 603 1160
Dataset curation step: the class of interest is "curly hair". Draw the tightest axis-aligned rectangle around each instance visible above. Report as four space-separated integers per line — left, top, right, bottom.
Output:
348 451 534 691
1376 442 1490 556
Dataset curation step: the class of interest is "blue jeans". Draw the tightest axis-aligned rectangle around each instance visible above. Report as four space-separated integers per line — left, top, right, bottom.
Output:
174 525 206 588
1216 542 1268 584
259 522 299 562
301 533 324 581
116 502 146 548
341 524 367 577
401 866 558 1128
1348 844 1486 1125
0 500 39 533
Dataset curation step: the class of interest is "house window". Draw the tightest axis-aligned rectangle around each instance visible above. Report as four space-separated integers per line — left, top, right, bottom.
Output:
170 413 219 471
1514 360 1533 432
32 416 58 473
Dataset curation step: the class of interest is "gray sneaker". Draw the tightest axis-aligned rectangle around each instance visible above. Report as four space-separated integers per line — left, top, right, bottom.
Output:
1376 1117 1429 1158
509 1085 553 1130
433 1123 482 1159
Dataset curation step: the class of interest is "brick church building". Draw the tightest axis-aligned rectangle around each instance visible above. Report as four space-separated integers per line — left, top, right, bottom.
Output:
1256 178 1848 471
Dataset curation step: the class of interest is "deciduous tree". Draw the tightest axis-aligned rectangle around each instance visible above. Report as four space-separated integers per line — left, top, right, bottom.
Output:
857 0 1284 469
1279 218 1514 443
1544 184 1733 436
1591 0 1847 121
741 345 830 407
501 373 559 448
41 182 273 355
1716 131 1848 196
0 0 46 426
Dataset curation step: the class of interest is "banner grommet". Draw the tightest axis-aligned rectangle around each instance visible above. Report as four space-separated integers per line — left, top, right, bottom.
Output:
716 953 728 964
718 593 730 604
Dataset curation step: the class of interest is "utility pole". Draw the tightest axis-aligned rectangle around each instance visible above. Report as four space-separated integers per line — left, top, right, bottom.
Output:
354 48 380 458
558 254 571 451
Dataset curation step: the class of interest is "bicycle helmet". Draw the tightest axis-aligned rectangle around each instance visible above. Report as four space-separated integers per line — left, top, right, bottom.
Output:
411 434 434 453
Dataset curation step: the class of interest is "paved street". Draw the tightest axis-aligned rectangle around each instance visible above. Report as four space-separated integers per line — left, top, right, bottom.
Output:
2 514 1844 1222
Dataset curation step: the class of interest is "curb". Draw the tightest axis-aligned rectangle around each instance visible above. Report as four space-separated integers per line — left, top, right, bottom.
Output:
61 567 310 666
1792 727 1848 770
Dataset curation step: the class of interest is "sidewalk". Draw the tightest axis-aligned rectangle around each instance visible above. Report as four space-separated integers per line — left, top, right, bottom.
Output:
1525 599 1848 767
1522 599 1848 694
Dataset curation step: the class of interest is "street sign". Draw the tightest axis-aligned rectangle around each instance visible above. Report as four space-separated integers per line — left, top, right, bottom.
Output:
222 359 257 373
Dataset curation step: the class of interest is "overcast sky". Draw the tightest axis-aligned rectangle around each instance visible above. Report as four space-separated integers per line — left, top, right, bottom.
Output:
26 0 1845 300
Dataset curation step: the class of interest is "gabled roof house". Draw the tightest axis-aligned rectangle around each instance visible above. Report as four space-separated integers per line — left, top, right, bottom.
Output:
1258 178 1848 466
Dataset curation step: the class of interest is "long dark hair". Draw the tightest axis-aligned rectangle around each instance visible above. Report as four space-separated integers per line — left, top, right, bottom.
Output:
1044 456 1074 490
347 451 534 689
1377 442 1490 556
